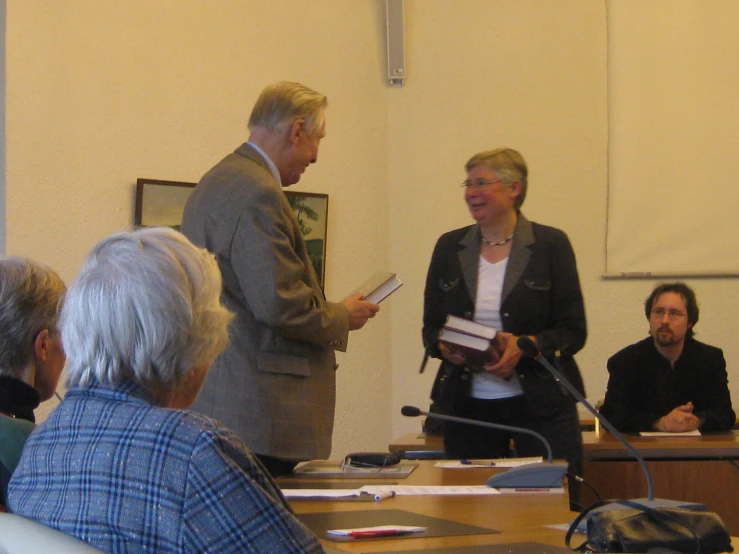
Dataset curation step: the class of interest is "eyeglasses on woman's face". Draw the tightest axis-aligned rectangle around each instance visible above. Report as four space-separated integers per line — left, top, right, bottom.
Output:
460 179 504 190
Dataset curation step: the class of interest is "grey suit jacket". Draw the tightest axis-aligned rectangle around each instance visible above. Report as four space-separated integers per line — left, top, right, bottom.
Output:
181 143 349 461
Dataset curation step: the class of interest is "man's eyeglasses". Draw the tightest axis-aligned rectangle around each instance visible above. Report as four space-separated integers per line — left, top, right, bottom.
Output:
650 308 687 321
461 179 504 189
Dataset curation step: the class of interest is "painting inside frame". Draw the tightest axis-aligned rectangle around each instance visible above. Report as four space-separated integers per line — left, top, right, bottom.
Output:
284 191 329 286
134 178 329 286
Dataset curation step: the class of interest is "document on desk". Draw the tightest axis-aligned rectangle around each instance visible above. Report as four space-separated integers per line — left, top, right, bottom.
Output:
282 489 362 499
498 487 565 494
282 489 397 502
292 460 417 478
360 485 501 496
435 456 543 469
639 430 701 437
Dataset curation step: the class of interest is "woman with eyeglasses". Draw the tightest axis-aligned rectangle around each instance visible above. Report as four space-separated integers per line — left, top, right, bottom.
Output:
422 148 587 507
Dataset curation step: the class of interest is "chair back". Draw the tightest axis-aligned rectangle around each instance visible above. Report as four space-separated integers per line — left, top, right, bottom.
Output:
0 415 35 505
0 512 104 554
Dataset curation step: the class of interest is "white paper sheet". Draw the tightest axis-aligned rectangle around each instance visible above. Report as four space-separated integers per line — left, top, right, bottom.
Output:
639 430 701 437
434 456 543 469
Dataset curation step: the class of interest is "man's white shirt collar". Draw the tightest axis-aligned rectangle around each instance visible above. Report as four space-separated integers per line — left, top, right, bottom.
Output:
247 142 281 185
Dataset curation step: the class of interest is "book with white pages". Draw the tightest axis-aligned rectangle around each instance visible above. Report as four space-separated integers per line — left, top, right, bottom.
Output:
443 314 497 340
437 328 490 351
438 316 501 367
350 271 402 304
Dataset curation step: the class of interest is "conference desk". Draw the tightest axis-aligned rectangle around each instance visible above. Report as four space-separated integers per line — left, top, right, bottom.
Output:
280 460 576 552
389 430 739 536
581 430 739 535
389 432 443 456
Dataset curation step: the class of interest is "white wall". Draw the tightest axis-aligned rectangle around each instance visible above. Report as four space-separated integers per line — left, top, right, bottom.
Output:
0 0 6 254
5 0 393 453
5 1 739 456
388 0 610 435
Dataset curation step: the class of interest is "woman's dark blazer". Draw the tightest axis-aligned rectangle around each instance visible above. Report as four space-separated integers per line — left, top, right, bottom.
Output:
423 213 587 417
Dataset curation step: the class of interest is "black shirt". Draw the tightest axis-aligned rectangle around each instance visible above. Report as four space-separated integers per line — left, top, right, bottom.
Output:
0 376 40 423
600 336 735 432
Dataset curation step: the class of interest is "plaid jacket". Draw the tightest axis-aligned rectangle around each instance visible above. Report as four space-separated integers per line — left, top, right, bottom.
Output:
8 381 323 553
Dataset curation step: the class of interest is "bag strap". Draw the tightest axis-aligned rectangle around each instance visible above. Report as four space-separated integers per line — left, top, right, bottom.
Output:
565 498 609 551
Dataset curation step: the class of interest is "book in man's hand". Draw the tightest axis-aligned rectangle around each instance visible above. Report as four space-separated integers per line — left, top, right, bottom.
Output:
438 315 502 370
350 271 403 304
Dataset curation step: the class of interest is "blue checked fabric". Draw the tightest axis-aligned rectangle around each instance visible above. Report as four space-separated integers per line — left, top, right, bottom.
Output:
8 381 323 553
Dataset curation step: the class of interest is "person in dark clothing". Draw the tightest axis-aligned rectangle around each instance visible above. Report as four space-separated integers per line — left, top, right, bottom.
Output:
422 148 587 509
0 257 66 505
601 282 735 433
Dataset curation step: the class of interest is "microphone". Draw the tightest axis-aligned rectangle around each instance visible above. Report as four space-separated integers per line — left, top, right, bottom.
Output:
516 336 706 523
400 405 567 488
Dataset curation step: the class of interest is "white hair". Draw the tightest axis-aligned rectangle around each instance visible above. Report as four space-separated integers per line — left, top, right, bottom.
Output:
248 81 327 135
62 227 233 394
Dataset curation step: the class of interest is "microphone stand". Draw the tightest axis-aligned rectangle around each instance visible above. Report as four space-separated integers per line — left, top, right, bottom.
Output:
516 336 706 525
401 405 567 488
515 336 654 500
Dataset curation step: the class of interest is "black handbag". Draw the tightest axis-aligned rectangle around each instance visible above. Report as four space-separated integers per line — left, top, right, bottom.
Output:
566 499 733 553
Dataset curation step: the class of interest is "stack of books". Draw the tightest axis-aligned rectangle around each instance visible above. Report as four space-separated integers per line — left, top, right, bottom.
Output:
438 315 501 369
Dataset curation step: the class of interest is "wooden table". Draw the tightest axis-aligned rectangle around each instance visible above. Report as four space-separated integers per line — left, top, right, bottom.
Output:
581 430 739 535
389 432 443 455
281 460 576 552
389 430 739 536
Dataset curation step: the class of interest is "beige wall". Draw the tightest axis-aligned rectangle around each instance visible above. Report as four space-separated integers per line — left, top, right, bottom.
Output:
5 1 739 456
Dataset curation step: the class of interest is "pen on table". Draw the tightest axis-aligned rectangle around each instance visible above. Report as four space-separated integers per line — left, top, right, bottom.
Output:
347 529 414 538
460 459 496 466
374 490 396 502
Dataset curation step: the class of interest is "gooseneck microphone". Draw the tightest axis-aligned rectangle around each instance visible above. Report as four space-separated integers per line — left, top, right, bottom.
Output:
516 336 706 525
401 405 568 488
401 405 553 461
515 336 655 500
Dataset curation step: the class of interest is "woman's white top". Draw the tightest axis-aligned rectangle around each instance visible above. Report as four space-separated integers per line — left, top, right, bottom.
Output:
470 255 525 399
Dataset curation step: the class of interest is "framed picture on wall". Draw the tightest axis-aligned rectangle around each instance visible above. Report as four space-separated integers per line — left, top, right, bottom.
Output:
134 179 329 286
284 191 329 287
134 178 196 231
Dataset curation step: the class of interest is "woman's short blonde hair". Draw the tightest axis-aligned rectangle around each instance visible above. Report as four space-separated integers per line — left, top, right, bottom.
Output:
465 147 529 209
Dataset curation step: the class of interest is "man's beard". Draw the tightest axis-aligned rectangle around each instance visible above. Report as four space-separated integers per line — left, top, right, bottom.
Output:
654 327 676 347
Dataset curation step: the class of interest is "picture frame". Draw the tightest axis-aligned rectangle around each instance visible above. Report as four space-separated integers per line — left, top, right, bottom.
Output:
134 178 196 231
134 179 329 286
284 191 329 287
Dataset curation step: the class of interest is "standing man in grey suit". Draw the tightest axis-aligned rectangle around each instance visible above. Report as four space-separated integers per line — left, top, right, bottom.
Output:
181 81 379 477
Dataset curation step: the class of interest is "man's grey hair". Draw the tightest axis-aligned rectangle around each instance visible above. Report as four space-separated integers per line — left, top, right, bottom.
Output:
465 148 529 209
0 257 66 378
62 227 233 395
248 81 327 136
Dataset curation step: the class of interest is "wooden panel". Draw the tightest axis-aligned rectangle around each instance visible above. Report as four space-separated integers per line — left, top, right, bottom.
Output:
581 458 739 535
581 430 739 459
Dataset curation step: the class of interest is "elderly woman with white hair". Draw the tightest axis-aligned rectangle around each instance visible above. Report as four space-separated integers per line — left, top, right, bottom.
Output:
8 227 323 553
